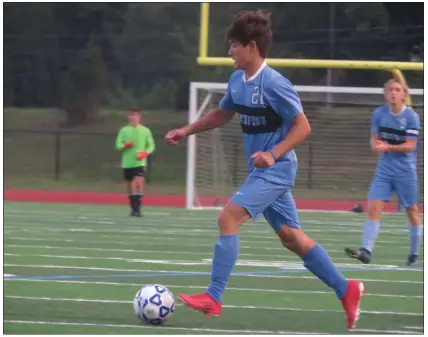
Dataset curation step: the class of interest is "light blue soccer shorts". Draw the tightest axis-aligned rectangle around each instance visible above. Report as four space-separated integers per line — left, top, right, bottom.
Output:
229 173 300 232
368 174 419 208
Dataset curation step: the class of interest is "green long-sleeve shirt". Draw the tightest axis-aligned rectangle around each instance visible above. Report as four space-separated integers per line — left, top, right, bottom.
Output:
115 124 155 168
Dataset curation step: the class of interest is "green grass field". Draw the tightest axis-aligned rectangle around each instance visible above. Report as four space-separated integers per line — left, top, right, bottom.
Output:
4 202 423 334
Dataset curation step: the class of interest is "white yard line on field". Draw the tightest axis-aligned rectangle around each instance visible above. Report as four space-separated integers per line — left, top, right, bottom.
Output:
4 296 422 316
5 252 422 271
3 319 323 334
4 259 419 272
353 328 421 334
4 238 417 258
4 263 423 282
7 278 422 299
4 211 410 229
2 222 409 236
402 326 424 330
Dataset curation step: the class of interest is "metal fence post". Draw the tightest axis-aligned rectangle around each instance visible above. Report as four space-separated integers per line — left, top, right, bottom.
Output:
308 140 313 189
146 155 152 184
232 140 238 187
54 131 61 180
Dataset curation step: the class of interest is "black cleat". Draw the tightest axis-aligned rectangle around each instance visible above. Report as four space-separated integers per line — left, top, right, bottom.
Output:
407 254 418 266
349 203 364 213
345 247 372 264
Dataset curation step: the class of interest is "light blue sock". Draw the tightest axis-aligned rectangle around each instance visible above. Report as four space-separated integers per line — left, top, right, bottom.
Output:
207 235 239 303
362 220 380 252
303 244 348 299
409 225 423 256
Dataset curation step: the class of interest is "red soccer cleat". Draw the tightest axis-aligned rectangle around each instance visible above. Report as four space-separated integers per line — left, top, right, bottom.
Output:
177 293 222 316
341 280 365 330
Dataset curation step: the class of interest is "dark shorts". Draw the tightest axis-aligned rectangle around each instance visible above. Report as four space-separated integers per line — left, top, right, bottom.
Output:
123 166 145 181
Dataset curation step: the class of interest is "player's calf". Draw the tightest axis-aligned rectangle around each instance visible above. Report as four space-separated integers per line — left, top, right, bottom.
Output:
345 200 382 262
128 178 142 217
179 203 248 313
277 225 364 330
406 205 422 265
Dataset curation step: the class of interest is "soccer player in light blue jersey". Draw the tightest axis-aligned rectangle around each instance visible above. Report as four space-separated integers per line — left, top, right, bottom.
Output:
345 79 422 266
165 10 364 330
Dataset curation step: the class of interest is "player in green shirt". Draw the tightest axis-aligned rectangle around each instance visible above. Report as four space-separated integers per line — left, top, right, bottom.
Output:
115 109 155 217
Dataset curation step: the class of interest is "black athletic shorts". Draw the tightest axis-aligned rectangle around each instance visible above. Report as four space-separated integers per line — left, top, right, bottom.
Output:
123 166 145 181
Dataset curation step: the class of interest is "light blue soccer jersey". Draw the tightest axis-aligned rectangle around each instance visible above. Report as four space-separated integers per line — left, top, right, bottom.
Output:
219 62 303 185
371 104 420 178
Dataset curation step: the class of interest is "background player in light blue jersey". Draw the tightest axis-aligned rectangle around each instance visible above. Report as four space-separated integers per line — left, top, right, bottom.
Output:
165 10 364 330
345 79 422 266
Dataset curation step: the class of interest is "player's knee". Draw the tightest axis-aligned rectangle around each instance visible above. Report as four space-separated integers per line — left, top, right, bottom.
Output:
406 205 420 225
217 203 250 235
277 226 315 257
367 201 383 220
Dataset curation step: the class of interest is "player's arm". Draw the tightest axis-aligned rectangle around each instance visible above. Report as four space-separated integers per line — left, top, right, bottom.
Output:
136 128 155 161
385 113 420 153
165 77 236 145
182 83 235 136
267 77 311 159
271 113 311 159
145 128 156 154
115 128 126 150
182 107 235 136
385 138 417 153
116 127 134 151
369 110 380 152
146 129 156 154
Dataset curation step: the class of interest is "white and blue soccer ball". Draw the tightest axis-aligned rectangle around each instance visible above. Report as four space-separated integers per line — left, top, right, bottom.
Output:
133 284 175 325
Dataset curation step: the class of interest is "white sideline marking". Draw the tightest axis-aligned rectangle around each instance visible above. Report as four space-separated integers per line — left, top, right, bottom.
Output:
402 326 423 330
353 328 421 334
4 264 423 283
3 235 414 250
4 274 16 277
4 260 418 273
5 296 422 316
4 243 418 265
242 274 423 283
4 241 421 264
5 253 409 270
10 279 423 299
2 223 410 236
3 319 320 334
4 209 415 226
4 243 310 259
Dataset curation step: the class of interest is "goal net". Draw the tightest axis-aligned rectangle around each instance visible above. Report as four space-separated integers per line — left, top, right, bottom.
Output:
186 82 424 210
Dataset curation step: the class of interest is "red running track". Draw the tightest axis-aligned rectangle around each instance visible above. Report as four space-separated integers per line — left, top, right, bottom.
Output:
4 189 424 213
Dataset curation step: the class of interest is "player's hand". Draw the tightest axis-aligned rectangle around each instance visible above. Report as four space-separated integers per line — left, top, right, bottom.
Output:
136 151 148 161
164 128 187 145
373 140 390 154
123 141 135 149
251 151 275 168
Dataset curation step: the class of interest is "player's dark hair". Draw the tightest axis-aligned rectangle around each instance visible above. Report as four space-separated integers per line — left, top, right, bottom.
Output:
129 108 141 115
226 10 273 58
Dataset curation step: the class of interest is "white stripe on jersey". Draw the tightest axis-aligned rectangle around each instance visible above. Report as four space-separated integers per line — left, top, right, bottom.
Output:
406 129 419 135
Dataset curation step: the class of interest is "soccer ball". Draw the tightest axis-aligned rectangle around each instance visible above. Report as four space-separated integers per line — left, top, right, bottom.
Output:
133 284 175 325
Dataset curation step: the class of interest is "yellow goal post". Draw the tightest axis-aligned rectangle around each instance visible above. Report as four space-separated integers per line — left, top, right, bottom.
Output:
197 2 423 106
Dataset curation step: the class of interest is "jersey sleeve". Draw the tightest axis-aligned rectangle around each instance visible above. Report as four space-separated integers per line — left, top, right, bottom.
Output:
406 111 420 138
263 76 303 121
144 128 156 154
218 75 235 112
370 109 380 135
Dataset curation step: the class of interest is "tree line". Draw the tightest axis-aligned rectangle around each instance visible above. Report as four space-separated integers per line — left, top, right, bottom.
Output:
4 3 423 125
